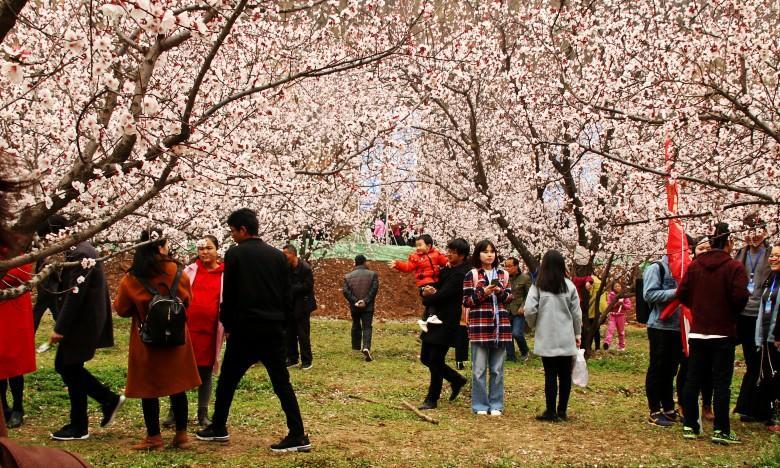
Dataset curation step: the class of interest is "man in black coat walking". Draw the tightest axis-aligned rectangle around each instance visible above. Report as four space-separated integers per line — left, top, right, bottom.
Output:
197 209 310 453
343 255 380 361
282 244 317 370
50 238 124 441
417 238 470 410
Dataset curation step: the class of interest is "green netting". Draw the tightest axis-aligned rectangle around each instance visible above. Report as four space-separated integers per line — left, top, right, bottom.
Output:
296 240 415 261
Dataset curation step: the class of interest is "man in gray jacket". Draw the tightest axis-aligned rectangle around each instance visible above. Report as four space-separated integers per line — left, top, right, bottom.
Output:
733 213 771 422
343 255 379 361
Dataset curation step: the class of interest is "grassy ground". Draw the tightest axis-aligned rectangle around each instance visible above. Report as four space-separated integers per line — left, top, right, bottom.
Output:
8 316 780 467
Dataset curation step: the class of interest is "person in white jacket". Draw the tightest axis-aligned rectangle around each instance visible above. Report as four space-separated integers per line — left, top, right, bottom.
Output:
525 250 582 422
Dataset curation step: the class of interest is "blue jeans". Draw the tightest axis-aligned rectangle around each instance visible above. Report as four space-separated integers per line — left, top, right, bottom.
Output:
471 344 506 412
511 315 529 356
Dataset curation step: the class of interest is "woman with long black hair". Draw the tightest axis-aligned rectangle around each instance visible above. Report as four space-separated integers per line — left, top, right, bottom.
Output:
463 239 513 416
525 250 582 421
114 228 201 450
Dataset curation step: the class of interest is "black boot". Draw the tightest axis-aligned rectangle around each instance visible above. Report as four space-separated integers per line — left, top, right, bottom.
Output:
162 408 175 428
769 400 780 427
7 410 23 428
197 407 211 427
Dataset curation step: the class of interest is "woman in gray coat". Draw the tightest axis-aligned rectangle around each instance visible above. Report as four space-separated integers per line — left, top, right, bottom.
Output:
525 250 582 422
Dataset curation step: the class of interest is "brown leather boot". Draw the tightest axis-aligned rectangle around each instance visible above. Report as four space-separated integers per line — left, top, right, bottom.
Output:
132 434 163 450
171 430 190 449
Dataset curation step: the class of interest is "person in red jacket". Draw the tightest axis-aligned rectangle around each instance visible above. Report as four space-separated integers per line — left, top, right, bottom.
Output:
389 234 448 331
0 262 35 430
677 222 750 445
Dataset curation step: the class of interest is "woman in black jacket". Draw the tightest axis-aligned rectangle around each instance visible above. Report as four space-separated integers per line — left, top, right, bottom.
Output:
417 238 470 410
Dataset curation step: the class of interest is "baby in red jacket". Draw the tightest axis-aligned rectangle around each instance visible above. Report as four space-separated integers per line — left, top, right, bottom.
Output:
389 234 449 331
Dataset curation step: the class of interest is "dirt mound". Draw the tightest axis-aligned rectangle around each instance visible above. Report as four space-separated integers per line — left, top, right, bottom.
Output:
311 258 422 320
104 255 424 321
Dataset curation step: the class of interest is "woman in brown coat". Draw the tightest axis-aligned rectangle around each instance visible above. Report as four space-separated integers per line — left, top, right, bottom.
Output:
114 229 201 450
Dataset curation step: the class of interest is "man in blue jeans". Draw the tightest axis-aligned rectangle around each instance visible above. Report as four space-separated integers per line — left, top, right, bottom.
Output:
504 258 531 362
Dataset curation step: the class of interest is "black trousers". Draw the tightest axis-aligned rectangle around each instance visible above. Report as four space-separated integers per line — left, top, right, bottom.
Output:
420 342 466 403
682 338 736 433
287 312 312 365
32 300 58 332
455 326 469 362
757 344 780 419
0 375 24 412
54 348 118 431
212 322 305 437
144 392 187 436
350 309 373 351
645 327 683 413
541 356 573 414
679 356 714 407
735 315 765 419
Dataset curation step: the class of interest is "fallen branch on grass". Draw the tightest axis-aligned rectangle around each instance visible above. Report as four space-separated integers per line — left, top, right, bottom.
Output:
347 394 439 425
401 400 439 424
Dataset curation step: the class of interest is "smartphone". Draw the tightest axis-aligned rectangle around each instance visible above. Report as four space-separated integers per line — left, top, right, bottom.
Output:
490 278 500 287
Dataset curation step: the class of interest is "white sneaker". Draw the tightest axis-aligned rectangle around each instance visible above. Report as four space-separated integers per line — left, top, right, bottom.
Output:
475 410 488 415
426 315 443 325
490 410 503 416
417 320 428 333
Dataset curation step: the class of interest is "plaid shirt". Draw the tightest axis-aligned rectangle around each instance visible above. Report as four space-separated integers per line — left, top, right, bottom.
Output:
463 268 513 344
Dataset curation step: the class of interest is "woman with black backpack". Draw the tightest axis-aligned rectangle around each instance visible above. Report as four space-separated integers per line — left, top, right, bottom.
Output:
114 228 201 450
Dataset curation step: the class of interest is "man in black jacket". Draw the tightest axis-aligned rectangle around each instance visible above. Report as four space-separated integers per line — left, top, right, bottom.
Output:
50 239 124 441
282 244 317 370
197 209 310 453
343 255 379 361
417 238 470 410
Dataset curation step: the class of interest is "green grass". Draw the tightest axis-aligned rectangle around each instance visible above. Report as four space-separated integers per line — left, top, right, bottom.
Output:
7 317 779 467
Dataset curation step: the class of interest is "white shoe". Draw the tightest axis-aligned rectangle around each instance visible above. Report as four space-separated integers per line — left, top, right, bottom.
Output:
475 410 488 415
426 315 443 325
490 410 503 417
417 320 428 333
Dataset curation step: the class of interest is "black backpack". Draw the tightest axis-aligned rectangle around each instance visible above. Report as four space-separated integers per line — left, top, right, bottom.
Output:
634 261 665 324
137 267 186 347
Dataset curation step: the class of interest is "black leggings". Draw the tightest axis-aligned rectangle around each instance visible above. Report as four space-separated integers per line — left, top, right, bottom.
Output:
0 376 24 412
542 356 573 414
143 392 187 436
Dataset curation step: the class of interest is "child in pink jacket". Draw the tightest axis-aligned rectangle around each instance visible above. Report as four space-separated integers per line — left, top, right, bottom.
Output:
604 282 631 351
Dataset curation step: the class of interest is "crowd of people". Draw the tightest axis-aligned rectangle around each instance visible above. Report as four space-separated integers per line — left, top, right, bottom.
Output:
1 207 778 456
640 215 779 444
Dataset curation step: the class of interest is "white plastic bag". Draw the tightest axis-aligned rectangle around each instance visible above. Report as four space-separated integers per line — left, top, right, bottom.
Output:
572 349 589 387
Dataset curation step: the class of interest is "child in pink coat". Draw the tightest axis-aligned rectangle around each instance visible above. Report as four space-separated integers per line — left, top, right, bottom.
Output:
604 282 631 351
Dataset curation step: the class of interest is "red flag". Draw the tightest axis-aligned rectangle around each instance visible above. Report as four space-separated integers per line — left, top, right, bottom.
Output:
659 137 693 355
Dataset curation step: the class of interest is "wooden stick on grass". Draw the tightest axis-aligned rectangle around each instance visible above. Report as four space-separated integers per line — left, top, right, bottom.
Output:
401 400 439 425
347 394 439 425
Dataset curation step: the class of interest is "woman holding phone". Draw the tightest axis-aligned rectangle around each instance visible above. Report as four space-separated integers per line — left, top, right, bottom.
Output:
463 240 513 416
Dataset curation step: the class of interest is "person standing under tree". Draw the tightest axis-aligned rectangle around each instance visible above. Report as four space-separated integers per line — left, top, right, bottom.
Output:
525 250 582 422
114 228 202 450
734 213 771 423
463 240 513 416
282 244 317 370
417 238 470 410
503 257 531 362
678 223 749 445
196 209 310 453
163 235 225 428
343 255 379 361
643 253 683 428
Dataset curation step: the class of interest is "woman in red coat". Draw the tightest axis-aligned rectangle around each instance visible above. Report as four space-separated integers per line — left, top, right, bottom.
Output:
163 235 224 428
114 229 201 450
0 262 35 429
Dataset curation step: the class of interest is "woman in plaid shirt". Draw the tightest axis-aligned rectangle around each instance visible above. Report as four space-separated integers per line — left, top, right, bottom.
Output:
463 240 513 416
